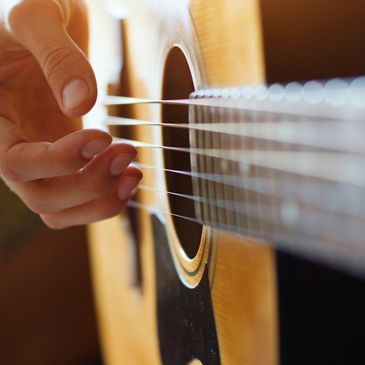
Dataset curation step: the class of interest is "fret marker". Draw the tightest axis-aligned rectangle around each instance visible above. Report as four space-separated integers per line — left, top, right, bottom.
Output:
281 201 300 225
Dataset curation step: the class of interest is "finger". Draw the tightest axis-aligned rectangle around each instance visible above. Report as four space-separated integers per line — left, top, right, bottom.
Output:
2 128 112 183
40 166 142 229
19 144 137 214
7 0 96 117
115 164 143 201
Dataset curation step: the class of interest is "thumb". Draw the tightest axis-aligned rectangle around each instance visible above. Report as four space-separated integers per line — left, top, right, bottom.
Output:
7 0 97 117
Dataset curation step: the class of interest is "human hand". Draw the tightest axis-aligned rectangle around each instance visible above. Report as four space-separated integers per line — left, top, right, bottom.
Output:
0 0 141 229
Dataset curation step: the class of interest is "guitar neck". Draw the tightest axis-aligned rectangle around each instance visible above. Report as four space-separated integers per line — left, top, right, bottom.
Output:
189 78 365 275
105 77 365 276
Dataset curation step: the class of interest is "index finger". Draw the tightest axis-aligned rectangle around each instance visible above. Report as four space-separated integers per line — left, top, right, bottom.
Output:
0 118 112 183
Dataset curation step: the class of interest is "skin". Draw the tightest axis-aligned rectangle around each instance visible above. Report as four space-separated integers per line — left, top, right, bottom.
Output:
0 0 142 229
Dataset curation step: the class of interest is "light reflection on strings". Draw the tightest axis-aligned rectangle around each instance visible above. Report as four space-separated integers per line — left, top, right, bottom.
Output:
126 198 365 273
134 162 365 219
105 116 365 154
129 190 364 249
117 138 365 187
107 76 365 276
136 181 364 220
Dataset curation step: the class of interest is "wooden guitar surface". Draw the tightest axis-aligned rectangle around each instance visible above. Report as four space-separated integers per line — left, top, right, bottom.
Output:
87 0 365 364
89 1 276 364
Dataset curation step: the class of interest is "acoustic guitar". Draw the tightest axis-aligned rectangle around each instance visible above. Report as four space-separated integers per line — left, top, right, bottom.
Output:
88 1 365 364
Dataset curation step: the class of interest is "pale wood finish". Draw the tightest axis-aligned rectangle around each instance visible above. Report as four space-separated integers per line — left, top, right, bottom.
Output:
88 1 277 364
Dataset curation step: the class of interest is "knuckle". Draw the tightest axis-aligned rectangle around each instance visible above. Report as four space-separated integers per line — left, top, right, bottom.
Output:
1 143 25 183
42 44 75 82
90 181 107 199
80 173 108 199
42 142 81 176
47 143 71 172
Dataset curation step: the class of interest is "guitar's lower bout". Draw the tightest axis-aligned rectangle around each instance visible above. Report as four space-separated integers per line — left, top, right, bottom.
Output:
152 211 278 365
89 214 277 365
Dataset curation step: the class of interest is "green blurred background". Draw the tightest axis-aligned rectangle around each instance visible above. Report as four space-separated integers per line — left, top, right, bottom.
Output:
0 181 41 258
0 181 103 365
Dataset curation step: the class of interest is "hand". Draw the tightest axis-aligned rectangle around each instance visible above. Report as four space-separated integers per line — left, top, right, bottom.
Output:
0 0 141 229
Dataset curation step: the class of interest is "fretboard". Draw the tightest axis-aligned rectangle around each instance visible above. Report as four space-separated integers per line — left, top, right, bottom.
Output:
189 77 365 276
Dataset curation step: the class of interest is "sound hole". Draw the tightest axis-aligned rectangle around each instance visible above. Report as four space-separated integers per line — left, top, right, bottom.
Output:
162 47 202 259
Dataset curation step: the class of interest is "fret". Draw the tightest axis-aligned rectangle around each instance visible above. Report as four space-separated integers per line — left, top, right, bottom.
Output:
260 110 278 239
286 113 315 245
200 104 210 226
212 105 229 229
193 101 209 222
270 112 296 242
203 99 219 229
190 104 203 223
231 111 246 234
245 110 264 235
228 102 245 233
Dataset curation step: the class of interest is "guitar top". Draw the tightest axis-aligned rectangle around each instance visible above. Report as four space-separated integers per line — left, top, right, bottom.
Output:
87 1 365 364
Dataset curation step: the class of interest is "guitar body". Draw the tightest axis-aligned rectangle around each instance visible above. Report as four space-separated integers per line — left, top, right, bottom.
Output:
88 1 365 364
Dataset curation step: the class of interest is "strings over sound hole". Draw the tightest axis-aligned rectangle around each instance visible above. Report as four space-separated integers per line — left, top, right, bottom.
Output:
162 47 202 259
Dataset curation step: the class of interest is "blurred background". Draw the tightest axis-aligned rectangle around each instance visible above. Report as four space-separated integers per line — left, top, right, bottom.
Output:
0 184 104 365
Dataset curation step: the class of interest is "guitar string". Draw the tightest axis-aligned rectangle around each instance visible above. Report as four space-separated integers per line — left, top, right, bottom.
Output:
138 178 365 222
108 111 365 232
117 138 365 188
134 169 365 252
126 109 362 249
127 198 365 251
103 93 365 121
130 145 365 254
106 78 365 273
105 116 365 154
127 199 310 244
134 163 365 219
127 199 318 247
106 85 365 188
128 199 365 278
127 199 294 242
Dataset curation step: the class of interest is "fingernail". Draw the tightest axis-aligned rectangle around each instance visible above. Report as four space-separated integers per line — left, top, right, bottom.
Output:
117 178 140 200
110 154 135 176
63 79 89 110
82 138 110 159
